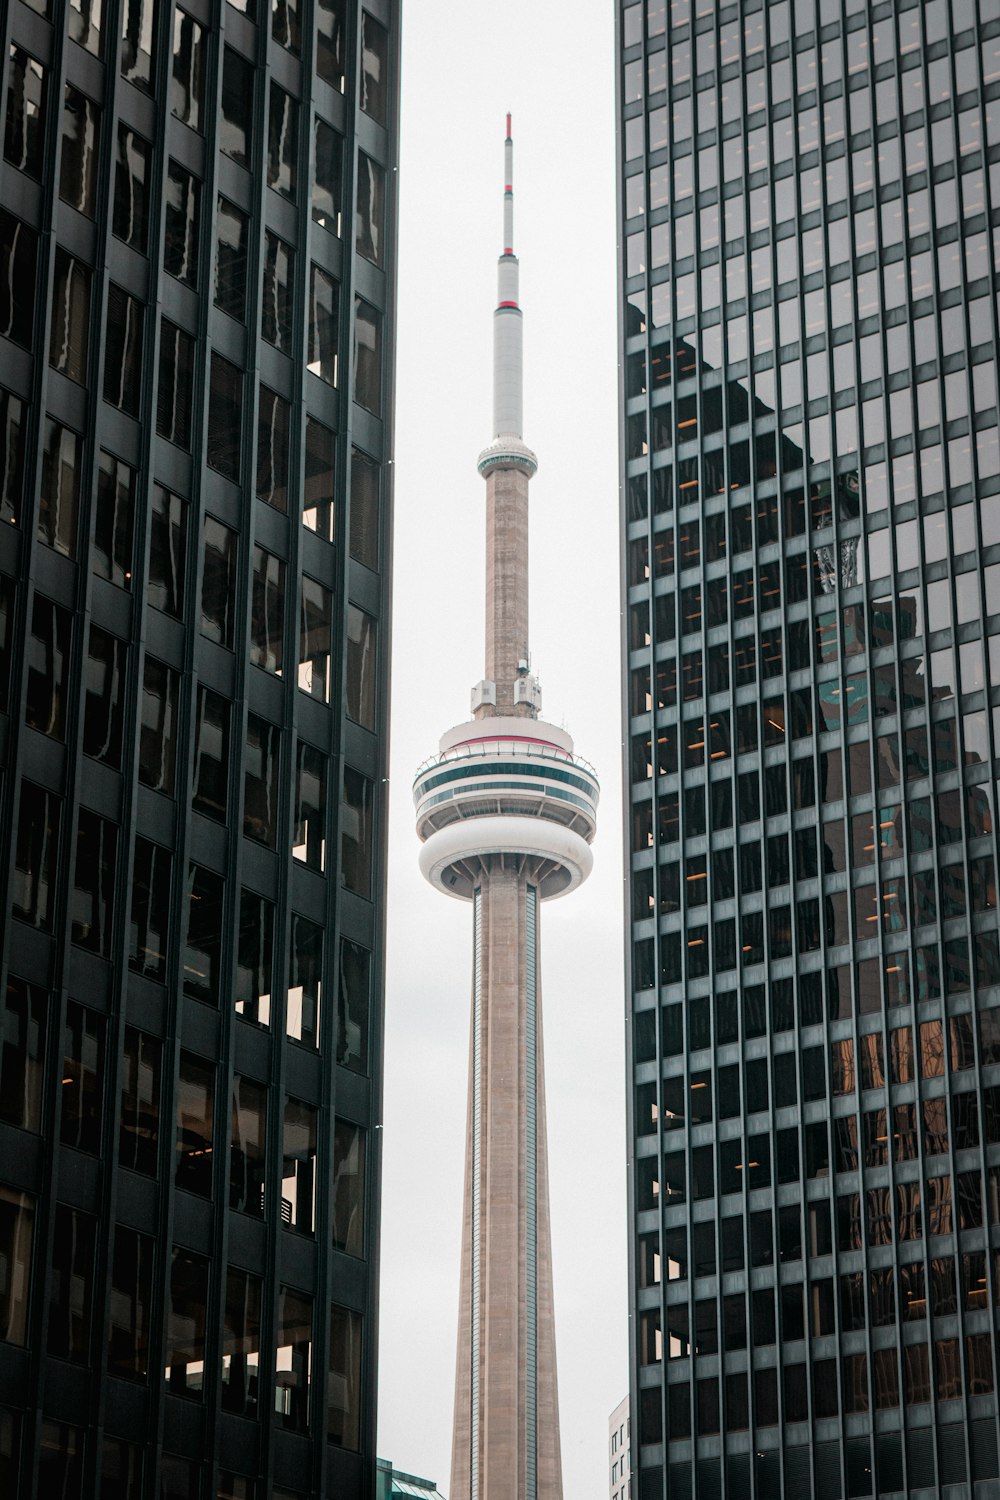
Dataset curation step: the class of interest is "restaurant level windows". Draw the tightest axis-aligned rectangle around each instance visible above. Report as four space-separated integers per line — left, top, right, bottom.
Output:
60 85 100 217
104 284 144 417
128 836 171 979
13 782 60 930
192 685 230 822
4 46 47 180
230 1076 266 1216
328 1305 362 1449
314 119 342 235
164 160 200 288
267 82 298 200
165 1248 208 1399
315 0 346 82
293 742 326 871
308 264 339 384
250 546 284 675
262 231 295 353
94 452 134 588
157 320 194 448
26 593 71 738
341 767 374 897
113 126 151 251
244 713 280 847
83 624 126 766
350 447 380 568
0 976 47 1133
175 1050 214 1196
71 809 116 957
183 864 225 1005
119 1025 161 1177
0 1188 34 1345
276 1288 312 1431
170 10 205 131
222 1267 262 1418
47 1204 96 1363
256 386 289 512
235 889 273 1027
0 211 37 347
360 11 388 123
201 516 238 647
338 939 370 1074
61 1001 104 1154
49 248 90 383
108 1226 153 1378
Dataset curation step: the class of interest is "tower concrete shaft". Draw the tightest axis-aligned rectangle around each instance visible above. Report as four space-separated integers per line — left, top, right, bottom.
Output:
416 117 597 1500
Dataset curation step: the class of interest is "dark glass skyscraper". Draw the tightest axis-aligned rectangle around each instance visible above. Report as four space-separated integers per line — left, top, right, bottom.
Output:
0 0 397 1494
617 2 1000 1496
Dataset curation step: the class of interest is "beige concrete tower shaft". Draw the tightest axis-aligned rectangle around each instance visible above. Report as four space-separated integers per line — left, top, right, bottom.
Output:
483 464 532 715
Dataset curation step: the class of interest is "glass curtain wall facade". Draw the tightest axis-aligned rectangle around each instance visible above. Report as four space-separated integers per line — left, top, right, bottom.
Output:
0 0 397 1494
617 1 1000 1497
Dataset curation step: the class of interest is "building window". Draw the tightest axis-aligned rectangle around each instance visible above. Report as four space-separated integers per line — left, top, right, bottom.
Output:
38 417 80 556
298 577 331 700
215 196 249 320
0 975 47 1132
4 46 47 180
121 0 156 88
360 12 388 125
119 1025 161 1177
60 1001 104 1154
108 1226 153 1378
83 624 126 766
70 808 117 957
307 264 339 384
165 1248 208 1398
244 714 280 847
0 388 27 527
262 231 295 354
288 914 322 1048
49 248 90 383
346 604 376 730
47 1204 96 1363
113 126 151 250
157 319 195 448
100 1440 142 1497
341 767 374 897
222 1268 261 1417
12 782 60 930
25 592 71 737
317 0 345 90
139 656 179 794
276 1289 312 1431
164 159 200 287
175 1050 214 1196
68 0 102 53
207 353 243 482
337 939 370 1074
333 1119 365 1256
201 516 238 647
183 864 225 1005
128 836 171 979
250 546 285 675
0 210 37 347
94 452 134 587
256 386 289 512
304 417 335 540
220 47 253 165
230 1076 266 1216
350 447 379 569
353 297 381 413
356 153 384 266
293 742 326 871
235 889 273 1027
103 284 144 416
192 685 230 822
170 10 205 131
267 82 298 200
272 0 299 51
147 484 186 618
327 1305 361 1449
313 119 342 235
59 85 99 217
282 1098 317 1234
0 1187 34 1346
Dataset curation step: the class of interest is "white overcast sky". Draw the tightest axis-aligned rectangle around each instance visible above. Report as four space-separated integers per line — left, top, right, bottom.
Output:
376 2 627 1498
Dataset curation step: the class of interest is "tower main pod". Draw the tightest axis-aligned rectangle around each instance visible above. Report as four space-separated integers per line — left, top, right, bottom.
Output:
414 122 599 1500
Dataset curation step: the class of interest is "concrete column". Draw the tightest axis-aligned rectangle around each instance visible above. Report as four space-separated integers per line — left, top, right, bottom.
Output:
482 466 532 717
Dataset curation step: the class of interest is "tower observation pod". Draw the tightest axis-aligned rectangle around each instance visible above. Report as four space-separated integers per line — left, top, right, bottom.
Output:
413 120 598 1500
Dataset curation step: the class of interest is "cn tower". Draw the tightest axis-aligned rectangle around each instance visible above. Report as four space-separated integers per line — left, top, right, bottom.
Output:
413 119 599 1500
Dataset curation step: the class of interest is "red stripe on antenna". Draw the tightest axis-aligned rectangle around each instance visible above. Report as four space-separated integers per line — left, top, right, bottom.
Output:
506 112 511 138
